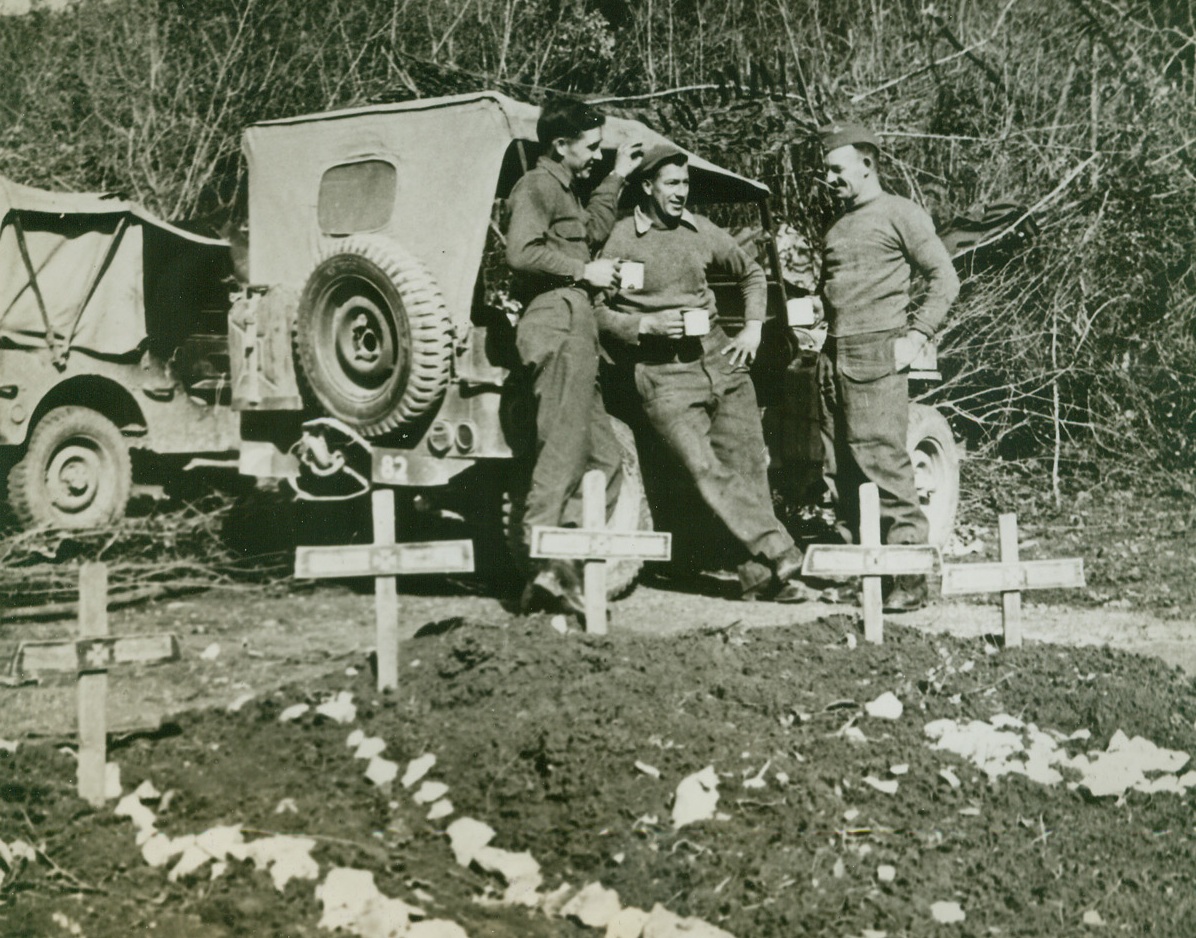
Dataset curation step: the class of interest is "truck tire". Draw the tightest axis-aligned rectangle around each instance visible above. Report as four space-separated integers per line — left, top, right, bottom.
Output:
7 406 131 529
295 235 452 437
907 403 960 547
505 416 653 600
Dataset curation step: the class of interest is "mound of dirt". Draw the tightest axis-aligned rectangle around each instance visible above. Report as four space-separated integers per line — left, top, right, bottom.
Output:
4 614 1196 937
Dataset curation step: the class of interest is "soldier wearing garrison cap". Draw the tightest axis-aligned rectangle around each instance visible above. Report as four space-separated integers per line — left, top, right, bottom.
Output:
816 122 960 612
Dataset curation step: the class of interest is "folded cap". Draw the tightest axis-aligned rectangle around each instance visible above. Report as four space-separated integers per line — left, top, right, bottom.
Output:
632 142 688 180
818 122 881 152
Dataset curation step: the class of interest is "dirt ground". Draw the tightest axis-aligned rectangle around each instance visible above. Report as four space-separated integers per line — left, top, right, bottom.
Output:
3 472 1196 937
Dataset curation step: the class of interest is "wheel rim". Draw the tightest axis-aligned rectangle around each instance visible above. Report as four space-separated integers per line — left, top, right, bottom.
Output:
44 441 106 515
318 276 405 400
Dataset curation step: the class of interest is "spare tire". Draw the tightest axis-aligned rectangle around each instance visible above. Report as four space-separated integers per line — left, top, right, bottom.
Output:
295 235 453 437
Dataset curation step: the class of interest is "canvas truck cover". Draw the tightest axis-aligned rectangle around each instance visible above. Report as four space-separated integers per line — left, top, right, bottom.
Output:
243 91 769 322
0 175 228 358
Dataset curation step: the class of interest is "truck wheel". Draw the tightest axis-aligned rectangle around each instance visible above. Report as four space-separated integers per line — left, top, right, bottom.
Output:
505 416 653 600
7 406 131 529
295 235 452 437
907 403 960 547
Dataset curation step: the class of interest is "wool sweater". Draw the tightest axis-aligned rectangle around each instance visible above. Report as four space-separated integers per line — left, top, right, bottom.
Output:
597 206 766 348
822 192 960 338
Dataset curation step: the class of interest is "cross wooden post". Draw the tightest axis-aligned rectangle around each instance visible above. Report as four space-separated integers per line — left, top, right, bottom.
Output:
77 562 107 806
10 562 180 806
800 482 940 644
940 512 1085 648
530 469 672 635
294 488 475 692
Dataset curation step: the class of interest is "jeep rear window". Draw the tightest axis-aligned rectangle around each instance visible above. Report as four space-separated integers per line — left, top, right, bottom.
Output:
318 160 396 234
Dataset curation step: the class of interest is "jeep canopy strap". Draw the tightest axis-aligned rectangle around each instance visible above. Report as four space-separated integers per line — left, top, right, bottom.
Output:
10 213 66 369
65 215 129 350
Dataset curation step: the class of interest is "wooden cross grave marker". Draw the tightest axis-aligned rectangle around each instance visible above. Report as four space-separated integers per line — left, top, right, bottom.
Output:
294 488 475 692
800 482 940 644
8 562 179 806
940 512 1085 648
530 469 672 635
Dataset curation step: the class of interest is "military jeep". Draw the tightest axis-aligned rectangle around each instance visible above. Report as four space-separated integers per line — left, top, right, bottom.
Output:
228 91 960 588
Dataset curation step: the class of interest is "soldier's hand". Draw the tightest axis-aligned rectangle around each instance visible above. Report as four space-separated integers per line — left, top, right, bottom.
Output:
638 310 685 339
614 141 644 179
581 258 621 289
894 329 929 371
721 320 762 368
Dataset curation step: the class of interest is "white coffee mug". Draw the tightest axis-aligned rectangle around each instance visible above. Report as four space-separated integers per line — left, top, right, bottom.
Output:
682 308 710 336
619 261 645 291
786 296 816 327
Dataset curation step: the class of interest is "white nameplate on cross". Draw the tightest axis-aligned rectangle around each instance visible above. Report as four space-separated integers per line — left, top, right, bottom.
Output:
295 540 475 579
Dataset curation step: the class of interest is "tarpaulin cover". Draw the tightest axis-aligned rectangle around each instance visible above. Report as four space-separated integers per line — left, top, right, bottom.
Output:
243 91 769 322
0 175 227 357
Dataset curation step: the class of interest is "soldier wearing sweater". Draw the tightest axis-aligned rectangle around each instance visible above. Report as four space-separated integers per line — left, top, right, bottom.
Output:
598 144 807 602
818 123 960 612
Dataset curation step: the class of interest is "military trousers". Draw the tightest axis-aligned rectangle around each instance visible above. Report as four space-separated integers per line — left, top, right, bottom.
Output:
633 333 794 577
817 328 929 546
514 288 622 556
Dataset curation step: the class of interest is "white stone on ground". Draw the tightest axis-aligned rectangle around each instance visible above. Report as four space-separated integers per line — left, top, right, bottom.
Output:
365 757 399 787
930 901 966 924
315 691 357 724
354 737 387 760
413 781 450 805
672 766 721 830
402 753 437 788
200 643 221 661
560 882 622 928
877 865 896 883
446 818 496 867
472 846 542 906
316 867 426 935
862 776 899 795
1082 909 1106 926
427 799 454 821
864 692 904 720
244 834 319 891
634 761 661 779
278 703 309 723
114 793 157 833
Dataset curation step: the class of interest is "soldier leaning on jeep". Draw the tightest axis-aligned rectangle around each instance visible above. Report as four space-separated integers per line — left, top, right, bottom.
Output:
504 98 643 615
